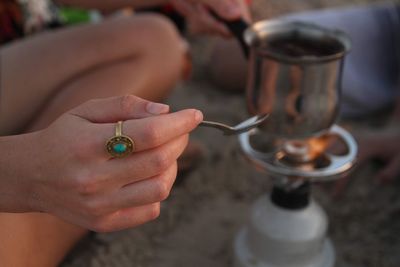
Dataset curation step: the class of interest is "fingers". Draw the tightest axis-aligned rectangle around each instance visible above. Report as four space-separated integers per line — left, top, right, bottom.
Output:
238 0 252 22
195 4 231 37
86 161 177 232
89 203 161 232
198 0 243 20
102 135 188 186
106 162 178 212
70 95 170 123
377 156 400 183
98 108 202 155
171 0 250 37
170 0 195 17
83 162 179 233
356 138 379 163
172 0 230 36
75 160 179 233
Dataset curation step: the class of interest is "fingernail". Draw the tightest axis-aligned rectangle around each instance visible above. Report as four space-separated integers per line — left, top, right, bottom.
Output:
146 102 170 115
194 110 203 123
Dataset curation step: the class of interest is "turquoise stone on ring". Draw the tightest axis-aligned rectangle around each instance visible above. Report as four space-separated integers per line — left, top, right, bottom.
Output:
113 143 127 154
106 135 135 158
106 121 135 158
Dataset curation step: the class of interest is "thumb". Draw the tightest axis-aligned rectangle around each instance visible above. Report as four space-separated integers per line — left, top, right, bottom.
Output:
377 156 400 184
70 95 170 123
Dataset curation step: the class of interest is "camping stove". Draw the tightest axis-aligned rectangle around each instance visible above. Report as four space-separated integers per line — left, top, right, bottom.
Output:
235 126 357 267
232 20 358 267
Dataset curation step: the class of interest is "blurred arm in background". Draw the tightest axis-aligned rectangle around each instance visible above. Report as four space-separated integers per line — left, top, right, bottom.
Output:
56 0 251 36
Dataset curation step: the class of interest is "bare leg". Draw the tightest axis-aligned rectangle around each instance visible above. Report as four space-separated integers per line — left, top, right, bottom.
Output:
0 13 185 134
0 213 87 267
0 14 185 267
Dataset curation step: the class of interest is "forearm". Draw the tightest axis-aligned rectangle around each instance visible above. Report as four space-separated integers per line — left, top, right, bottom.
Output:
0 133 39 212
55 0 170 12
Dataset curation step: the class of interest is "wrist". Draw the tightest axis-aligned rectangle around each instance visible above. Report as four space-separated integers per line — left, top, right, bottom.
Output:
0 132 42 212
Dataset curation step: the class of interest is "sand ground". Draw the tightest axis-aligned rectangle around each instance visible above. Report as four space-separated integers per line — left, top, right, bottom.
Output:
63 1 400 266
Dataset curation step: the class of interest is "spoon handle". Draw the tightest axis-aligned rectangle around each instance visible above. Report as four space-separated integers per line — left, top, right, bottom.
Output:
199 120 233 134
199 114 269 135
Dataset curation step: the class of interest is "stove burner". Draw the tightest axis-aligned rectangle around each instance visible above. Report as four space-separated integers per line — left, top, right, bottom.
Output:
240 125 357 181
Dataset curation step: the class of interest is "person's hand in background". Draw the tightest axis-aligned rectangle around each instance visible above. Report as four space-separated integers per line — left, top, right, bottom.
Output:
333 99 400 196
170 0 252 37
332 128 400 196
357 129 400 183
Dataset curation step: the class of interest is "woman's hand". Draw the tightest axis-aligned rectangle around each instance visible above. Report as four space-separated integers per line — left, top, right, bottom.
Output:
332 127 400 195
0 95 202 232
356 130 400 183
170 0 251 37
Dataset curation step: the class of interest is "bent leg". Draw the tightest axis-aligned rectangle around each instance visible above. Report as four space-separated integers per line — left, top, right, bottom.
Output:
0 14 185 267
0 213 86 267
0 13 186 134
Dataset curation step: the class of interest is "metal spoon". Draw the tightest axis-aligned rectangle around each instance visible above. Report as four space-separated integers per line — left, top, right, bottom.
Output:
199 114 269 135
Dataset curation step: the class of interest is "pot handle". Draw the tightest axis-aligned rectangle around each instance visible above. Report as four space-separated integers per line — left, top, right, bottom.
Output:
211 12 250 58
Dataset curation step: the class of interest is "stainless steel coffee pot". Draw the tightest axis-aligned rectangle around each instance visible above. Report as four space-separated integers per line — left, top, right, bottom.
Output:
206 17 356 179
201 18 351 139
243 21 351 138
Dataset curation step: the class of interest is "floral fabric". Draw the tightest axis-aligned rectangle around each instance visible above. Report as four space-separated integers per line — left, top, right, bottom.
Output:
0 0 24 44
0 0 61 44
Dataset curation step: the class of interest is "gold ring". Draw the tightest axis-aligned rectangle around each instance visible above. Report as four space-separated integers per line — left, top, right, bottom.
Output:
106 121 135 158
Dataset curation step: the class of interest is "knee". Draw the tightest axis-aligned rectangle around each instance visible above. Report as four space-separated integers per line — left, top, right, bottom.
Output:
95 14 186 64
123 14 187 79
123 14 185 59
133 14 181 41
